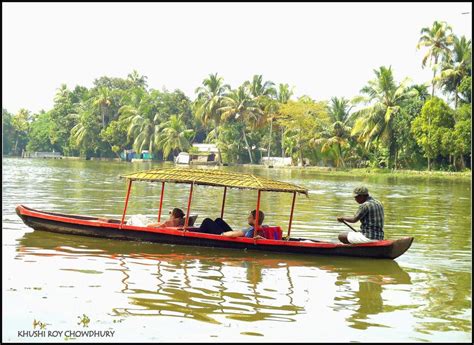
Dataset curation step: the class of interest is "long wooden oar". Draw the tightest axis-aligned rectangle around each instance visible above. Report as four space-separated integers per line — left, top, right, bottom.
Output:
342 220 357 232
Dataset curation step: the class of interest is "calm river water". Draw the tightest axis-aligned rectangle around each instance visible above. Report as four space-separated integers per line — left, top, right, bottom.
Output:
3 158 472 342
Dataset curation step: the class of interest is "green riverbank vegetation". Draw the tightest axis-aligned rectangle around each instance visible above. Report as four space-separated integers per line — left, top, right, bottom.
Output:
3 21 471 173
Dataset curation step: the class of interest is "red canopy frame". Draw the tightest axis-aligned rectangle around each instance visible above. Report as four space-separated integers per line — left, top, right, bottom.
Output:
253 190 261 238
183 182 194 230
121 180 298 239
120 180 133 228
157 182 165 222
220 186 227 219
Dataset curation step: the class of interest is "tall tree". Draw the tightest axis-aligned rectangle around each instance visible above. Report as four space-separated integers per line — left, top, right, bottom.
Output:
411 97 455 170
312 97 353 167
262 98 279 159
451 104 471 169
244 75 277 160
49 84 80 155
211 121 245 163
156 115 195 159
276 83 294 158
245 75 276 99
409 83 431 102
458 76 471 104
417 20 454 97
2 109 15 155
437 35 472 108
127 70 148 89
393 85 429 169
100 120 129 158
93 86 112 128
26 111 55 153
194 73 230 164
119 91 162 155
70 104 101 157
219 86 262 163
352 66 416 169
11 108 32 155
278 98 327 165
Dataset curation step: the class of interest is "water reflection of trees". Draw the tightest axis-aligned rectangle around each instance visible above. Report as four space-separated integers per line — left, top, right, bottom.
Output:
326 258 413 330
18 231 305 324
110 253 305 324
411 270 471 334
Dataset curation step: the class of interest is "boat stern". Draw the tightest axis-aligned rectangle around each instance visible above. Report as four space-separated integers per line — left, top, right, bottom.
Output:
389 237 414 259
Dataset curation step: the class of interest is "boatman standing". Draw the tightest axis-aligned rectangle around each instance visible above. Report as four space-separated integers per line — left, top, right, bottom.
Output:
337 186 384 244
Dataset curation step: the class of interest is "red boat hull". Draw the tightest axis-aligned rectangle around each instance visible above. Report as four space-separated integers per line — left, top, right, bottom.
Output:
15 205 413 259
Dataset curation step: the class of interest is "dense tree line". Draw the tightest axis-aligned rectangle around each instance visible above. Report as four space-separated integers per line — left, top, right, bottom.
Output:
3 21 471 171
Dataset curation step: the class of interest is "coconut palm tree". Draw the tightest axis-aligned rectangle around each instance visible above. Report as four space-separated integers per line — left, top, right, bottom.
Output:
329 97 352 123
245 75 276 99
436 35 472 108
156 115 195 159
244 75 277 160
119 93 162 155
127 70 148 89
276 83 294 158
93 86 112 128
313 124 352 168
262 98 279 159
194 73 230 164
70 105 100 157
120 85 147 109
312 97 353 167
351 66 416 169
219 86 262 163
54 84 70 103
417 21 454 97
408 84 431 102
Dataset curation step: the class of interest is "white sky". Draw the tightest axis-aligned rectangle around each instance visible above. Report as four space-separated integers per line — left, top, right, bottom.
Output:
2 2 472 114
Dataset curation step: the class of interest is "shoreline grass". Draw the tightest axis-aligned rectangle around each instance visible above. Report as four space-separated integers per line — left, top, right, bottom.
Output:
245 164 472 181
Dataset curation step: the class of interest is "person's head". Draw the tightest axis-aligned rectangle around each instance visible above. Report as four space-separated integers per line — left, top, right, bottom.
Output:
248 209 265 226
353 186 369 204
169 208 185 219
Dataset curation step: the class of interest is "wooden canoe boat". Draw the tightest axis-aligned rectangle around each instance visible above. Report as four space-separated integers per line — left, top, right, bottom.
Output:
16 204 413 259
16 167 414 260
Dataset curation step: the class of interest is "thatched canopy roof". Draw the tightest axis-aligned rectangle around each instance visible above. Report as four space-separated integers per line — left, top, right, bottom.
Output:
120 168 308 195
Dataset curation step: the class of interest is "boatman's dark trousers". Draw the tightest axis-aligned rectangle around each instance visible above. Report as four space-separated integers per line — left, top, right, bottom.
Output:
197 218 233 235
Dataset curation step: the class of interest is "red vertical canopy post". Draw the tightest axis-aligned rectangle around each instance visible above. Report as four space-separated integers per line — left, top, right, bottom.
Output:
183 182 194 231
220 186 227 219
253 190 261 238
157 182 165 222
286 192 296 240
120 180 133 228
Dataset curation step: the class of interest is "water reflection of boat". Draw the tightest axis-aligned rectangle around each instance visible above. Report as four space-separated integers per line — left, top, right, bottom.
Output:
18 230 412 325
18 230 411 282
16 168 414 259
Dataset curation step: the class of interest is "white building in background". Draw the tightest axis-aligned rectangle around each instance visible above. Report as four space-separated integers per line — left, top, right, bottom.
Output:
175 143 220 165
175 152 190 164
